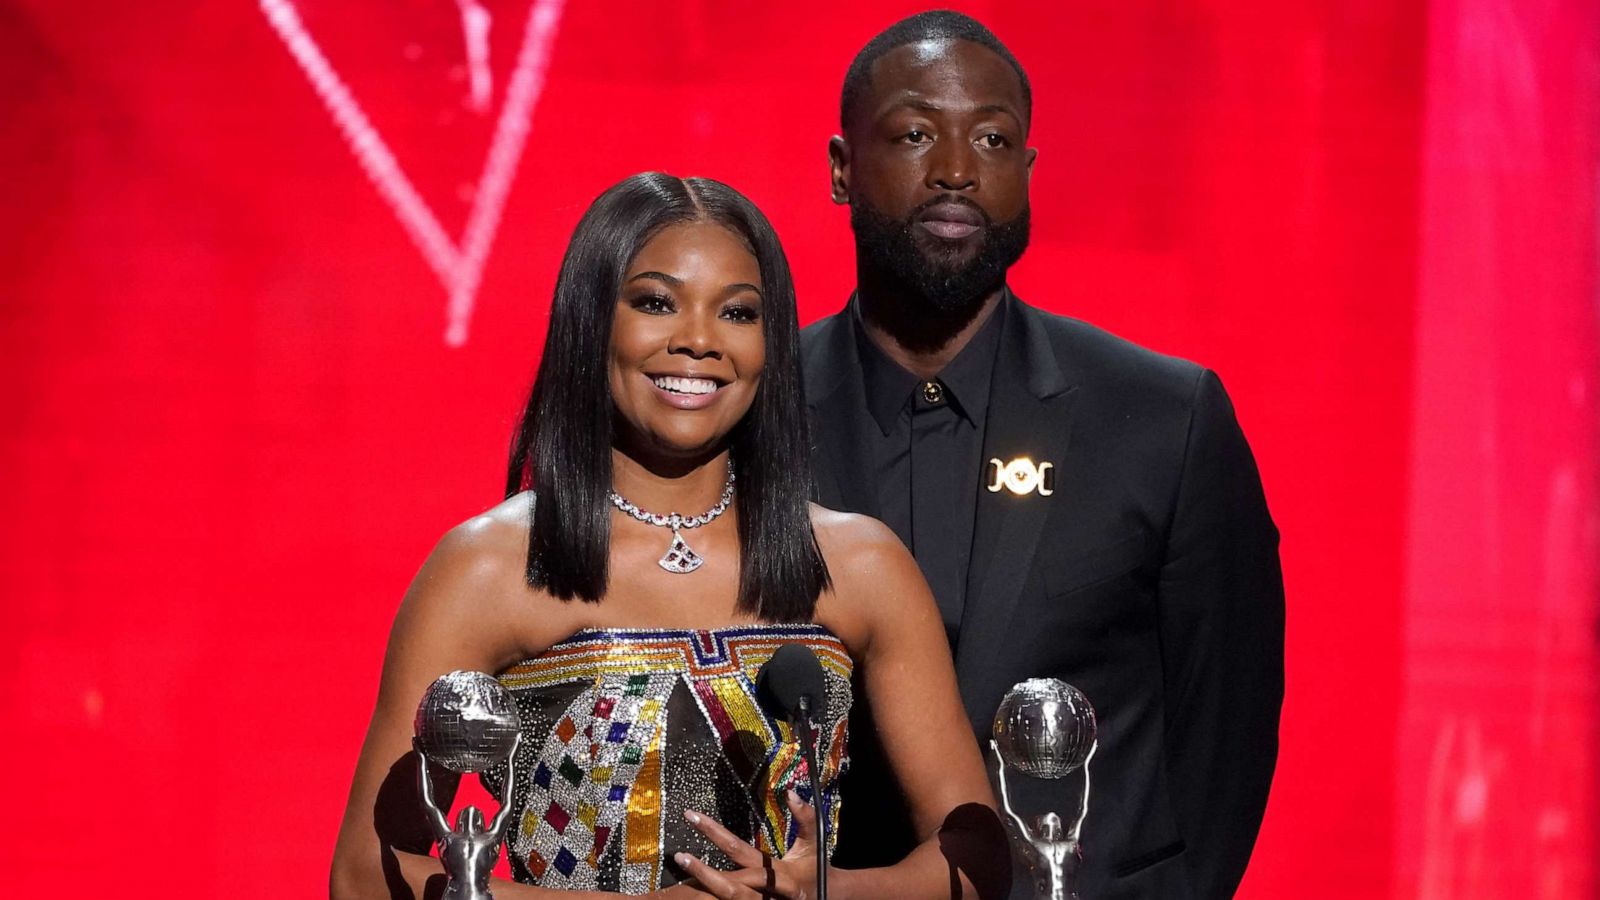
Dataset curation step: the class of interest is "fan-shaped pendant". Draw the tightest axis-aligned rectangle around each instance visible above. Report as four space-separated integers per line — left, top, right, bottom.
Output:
658 527 703 574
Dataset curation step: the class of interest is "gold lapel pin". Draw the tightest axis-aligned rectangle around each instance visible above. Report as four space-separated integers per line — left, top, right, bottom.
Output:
987 457 1055 496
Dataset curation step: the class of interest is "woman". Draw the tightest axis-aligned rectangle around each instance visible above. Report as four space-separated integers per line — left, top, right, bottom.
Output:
330 173 1006 899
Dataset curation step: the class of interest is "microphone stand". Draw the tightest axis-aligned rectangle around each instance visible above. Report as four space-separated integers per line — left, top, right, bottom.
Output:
794 696 828 900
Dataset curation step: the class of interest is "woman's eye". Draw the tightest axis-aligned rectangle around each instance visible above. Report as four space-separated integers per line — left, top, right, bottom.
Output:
630 293 674 314
722 303 761 323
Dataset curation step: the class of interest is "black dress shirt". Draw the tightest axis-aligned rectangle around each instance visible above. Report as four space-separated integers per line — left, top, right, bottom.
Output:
853 298 1006 649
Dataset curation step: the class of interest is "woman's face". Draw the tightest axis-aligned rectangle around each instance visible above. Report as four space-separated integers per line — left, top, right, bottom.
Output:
609 221 766 462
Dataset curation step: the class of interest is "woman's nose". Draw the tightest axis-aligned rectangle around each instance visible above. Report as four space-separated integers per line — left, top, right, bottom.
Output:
668 312 722 360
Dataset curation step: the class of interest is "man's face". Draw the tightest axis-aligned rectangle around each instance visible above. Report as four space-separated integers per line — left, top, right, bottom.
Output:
832 39 1036 310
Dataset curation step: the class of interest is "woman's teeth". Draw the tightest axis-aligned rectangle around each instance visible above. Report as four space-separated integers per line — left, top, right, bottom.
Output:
653 376 719 395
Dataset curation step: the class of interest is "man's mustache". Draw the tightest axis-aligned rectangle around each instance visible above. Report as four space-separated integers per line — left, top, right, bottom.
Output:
909 194 994 227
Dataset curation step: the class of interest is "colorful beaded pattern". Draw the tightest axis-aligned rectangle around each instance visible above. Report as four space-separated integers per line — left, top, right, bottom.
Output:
487 625 852 894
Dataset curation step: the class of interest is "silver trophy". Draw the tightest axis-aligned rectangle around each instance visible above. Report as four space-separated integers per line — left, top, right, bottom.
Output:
414 670 524 900
990 678 1098 900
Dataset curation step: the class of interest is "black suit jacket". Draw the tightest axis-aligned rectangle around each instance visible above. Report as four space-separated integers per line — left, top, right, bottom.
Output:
801 293 1284 899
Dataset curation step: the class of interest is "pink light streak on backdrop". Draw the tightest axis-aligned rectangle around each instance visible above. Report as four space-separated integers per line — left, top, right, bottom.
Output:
259 0 565 346
1400 0 1599 895
0 1 1594 896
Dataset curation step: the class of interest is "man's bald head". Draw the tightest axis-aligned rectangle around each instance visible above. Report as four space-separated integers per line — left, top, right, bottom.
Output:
839 10 1032 133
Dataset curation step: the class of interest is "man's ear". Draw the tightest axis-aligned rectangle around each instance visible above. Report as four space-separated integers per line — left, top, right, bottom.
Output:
1025 146 1038 182
828 135 851 205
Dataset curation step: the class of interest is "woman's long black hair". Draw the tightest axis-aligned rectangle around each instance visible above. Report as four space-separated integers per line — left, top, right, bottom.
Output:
505 172 830 622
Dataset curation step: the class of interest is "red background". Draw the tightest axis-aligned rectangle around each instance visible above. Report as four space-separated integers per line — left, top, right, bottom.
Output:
2 1 1596 896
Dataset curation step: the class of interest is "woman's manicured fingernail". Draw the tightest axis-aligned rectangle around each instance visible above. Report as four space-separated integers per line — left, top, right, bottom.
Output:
684 809 702 824
674 852 692 867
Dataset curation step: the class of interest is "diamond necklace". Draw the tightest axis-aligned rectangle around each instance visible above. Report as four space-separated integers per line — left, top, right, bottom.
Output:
608 460 735 574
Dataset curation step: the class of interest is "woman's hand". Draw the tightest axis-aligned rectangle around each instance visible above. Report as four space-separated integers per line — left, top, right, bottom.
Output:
673 790 821 899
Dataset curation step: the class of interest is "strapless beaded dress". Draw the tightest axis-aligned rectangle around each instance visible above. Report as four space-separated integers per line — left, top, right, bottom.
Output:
480 624 852 894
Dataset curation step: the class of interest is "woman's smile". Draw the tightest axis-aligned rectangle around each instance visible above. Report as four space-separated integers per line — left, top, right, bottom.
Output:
647 372 726 409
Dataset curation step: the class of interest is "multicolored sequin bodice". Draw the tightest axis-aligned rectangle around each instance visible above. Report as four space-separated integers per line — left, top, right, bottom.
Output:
483 625 852 894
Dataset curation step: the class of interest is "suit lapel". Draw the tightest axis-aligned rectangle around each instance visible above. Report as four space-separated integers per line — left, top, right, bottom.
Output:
955 296 1079 695
805 305 883 520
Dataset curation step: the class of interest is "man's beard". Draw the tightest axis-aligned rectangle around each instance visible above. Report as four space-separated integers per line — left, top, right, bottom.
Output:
850 195 1030 317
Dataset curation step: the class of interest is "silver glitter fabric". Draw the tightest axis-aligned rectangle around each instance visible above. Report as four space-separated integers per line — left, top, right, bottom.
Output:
480 625 852 894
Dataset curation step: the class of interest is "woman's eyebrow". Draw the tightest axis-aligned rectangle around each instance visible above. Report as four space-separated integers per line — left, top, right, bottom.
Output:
627 271 683 287
721 282 763 299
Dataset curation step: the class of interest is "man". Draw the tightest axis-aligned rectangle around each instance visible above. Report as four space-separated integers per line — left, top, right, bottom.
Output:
802 11 1285 899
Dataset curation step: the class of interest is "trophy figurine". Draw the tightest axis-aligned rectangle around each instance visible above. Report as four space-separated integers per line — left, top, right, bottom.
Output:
990 678 1098 900
414 670 525 900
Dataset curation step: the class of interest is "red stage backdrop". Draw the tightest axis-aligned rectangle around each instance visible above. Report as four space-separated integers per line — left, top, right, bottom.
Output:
1 1 1595 897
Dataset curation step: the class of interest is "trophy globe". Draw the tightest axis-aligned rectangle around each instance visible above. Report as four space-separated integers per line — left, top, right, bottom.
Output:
991 678 1099 900
991 678 1097 779
414 670 523 774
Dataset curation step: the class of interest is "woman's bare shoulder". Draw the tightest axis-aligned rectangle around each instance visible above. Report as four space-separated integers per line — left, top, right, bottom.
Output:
807 504 940 663
808 503 921 593
424 493 533 586
811 501 898 552
392 494 548 653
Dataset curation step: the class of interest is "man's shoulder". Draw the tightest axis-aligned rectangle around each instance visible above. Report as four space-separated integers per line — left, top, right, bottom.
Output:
800 308 848 353
799 308 853 393
1015 297 1207 404
800 296 1213 408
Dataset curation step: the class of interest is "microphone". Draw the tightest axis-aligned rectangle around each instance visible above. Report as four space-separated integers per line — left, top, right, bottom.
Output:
755 643 830 900
757 643 826 722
